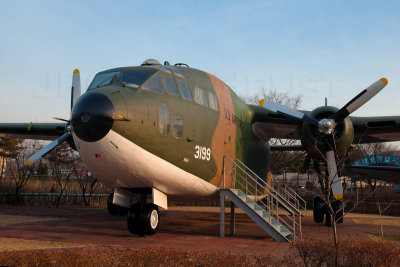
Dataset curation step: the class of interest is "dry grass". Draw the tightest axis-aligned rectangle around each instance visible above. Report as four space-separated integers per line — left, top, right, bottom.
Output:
0 248 295 267
1 239 399 266
293 238 400 267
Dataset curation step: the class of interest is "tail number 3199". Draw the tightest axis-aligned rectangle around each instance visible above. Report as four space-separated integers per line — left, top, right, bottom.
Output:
194 145 211 161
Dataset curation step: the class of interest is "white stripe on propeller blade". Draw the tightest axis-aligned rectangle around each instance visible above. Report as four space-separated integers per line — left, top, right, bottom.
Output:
326 150 343 200
345 78 387 114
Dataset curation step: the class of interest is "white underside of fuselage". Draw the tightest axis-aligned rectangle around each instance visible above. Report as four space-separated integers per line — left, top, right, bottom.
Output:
73 130 219 201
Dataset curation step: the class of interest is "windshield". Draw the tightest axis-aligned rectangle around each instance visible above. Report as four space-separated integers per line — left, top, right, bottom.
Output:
118 71 155 88
88 71 120 90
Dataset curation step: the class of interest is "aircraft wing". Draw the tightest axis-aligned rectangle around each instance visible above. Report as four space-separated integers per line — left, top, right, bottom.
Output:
250 105 302 141
342 165 400 184
351 116 400 143
0 122 66 141
250 104 400 144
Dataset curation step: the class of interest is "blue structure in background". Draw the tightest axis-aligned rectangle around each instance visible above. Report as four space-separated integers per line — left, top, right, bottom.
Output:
353 154 400 167
351 154 400 187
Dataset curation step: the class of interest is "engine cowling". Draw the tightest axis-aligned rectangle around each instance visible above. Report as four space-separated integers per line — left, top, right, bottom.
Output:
300 106 354 159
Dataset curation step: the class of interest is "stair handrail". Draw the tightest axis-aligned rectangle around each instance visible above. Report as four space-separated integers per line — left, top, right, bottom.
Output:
275 183 307 212
235 158 301 215
223 156 302 240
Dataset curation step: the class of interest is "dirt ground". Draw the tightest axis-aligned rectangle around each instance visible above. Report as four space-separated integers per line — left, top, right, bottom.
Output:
0 205 399 256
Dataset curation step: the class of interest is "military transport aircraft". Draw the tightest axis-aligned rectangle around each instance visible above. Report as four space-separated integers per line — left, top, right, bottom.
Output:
1 59 400 236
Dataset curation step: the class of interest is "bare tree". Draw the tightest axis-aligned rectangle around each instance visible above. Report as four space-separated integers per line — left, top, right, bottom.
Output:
74 162 99 206
242 88 306 178
377 200 393 240
5 139 37 204
46 143 79 208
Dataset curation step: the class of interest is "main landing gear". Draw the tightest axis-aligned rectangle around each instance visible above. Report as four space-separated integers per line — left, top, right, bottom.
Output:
107 192 160 236
313 196 343 226
107 193 128 216
127 203 160 236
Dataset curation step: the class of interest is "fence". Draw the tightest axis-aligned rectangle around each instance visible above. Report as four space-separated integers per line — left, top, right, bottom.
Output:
0 193 109 207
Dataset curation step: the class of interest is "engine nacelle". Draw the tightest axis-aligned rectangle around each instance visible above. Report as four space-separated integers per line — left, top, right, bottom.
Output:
300 106 354 159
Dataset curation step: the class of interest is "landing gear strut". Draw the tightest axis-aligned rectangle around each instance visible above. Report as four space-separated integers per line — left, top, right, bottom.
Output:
107 193 128 216
127 203 159 236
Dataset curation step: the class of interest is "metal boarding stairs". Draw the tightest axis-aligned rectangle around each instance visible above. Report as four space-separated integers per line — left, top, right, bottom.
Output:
220 156 303 242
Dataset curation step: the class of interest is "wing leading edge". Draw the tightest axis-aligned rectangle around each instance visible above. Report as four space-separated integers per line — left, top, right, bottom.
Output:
0 122 66 141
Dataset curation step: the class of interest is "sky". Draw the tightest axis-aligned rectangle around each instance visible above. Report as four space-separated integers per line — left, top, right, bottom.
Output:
0 0 399 122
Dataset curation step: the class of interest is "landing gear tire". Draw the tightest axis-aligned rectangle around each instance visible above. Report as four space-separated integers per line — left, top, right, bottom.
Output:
107 193 119 216
332 200 344 224
127 203 142 235
127 203 160 236
107 193 128 216
313 196 325 223
142 203 159 235
325 208 332 226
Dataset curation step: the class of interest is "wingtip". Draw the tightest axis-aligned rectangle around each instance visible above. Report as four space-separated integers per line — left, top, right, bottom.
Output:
73 69 80 74
380 77 388 86
259 99 265 106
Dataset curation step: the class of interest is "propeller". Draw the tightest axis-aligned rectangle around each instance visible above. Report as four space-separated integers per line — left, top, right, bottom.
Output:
260 78 388 200
26 69 81 166
71 69 81 110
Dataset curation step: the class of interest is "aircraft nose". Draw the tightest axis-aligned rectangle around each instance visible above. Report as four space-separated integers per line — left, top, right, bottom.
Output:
71 92 114 142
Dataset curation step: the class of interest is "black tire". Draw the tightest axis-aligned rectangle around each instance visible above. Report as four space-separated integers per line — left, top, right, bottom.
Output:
141 203 160 235
107 193 119 216
325 208 332 227
313 196 325 223
118 206 128 216
127 203 142 235
332 200 344 224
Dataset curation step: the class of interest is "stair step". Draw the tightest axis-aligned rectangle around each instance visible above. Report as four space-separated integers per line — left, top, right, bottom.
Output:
224 187 295 242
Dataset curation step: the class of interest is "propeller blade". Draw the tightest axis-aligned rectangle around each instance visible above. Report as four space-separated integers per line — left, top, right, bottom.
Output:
259 99 319 125
332 78 388 122
326 150 343 200
26 133 71 166
52 117 69 122
71 69 81 110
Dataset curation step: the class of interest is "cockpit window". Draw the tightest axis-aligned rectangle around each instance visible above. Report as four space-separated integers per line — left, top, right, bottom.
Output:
142 74 165 94
177 80 192 101
161 75 179 96
119 71 155 88
88 71 120 90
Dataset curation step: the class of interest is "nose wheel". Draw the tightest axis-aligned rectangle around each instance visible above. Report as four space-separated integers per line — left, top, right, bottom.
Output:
127 203 159 236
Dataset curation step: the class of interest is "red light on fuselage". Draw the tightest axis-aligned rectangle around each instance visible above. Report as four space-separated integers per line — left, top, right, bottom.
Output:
95 154 101 158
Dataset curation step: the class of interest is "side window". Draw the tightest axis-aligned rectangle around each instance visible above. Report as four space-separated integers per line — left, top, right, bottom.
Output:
193 86 209 107
143 74 165 94
159 104 170 135
208 92 218 111
172 115 183 138
161 75 179 96
177 80 192 101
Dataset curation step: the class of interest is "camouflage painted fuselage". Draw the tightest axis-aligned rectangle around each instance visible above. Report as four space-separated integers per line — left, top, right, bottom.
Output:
74 64 271 200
